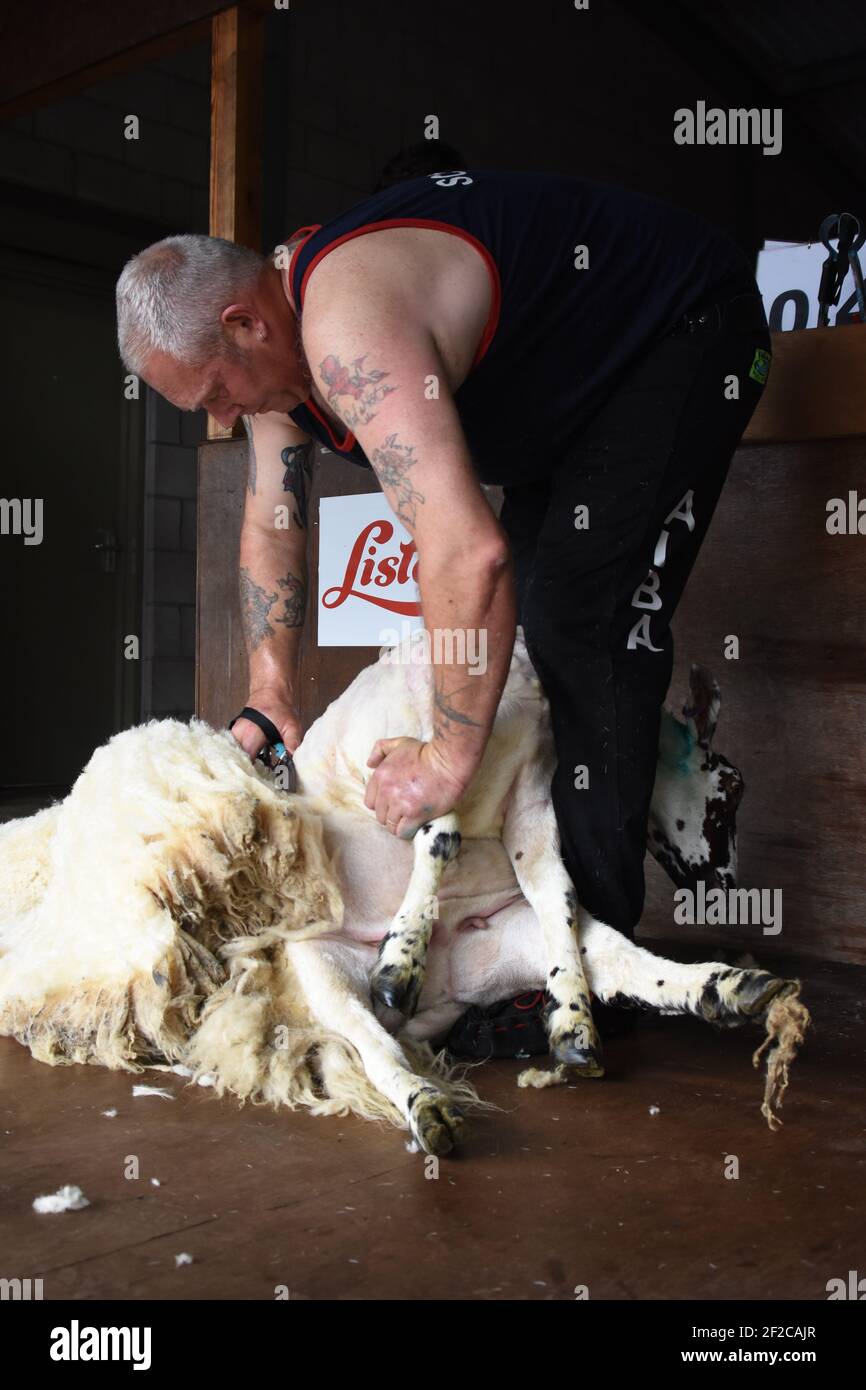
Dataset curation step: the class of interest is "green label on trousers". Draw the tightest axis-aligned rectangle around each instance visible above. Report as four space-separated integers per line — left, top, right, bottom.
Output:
749 347 771 385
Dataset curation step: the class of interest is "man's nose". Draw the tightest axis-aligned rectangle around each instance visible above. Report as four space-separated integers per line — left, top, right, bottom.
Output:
211 405 240 429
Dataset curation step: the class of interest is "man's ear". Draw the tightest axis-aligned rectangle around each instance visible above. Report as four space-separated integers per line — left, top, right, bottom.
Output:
220 303 264 344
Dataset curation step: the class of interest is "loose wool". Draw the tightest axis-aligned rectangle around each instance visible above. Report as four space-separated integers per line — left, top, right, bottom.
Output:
0 718 480 1130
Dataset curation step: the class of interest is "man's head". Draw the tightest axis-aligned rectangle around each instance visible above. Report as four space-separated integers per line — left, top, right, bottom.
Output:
115 235 307 428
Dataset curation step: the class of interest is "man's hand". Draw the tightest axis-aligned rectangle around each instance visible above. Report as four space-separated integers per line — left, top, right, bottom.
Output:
230 686 304 761
364 737 469 839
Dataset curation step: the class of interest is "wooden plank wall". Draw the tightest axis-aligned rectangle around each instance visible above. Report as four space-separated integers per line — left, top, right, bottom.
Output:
643 435 866 964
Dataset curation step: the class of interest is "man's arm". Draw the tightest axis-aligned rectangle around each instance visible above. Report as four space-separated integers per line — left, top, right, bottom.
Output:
233 411 314 758
301 273 515 799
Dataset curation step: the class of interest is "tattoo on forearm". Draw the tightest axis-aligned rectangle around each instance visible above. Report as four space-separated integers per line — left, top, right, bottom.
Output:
242 415 257 496
280 443 313 528
239 566 277 650
432 678 483 743
274 571 307 629
369 432 425 529
319 352 397 427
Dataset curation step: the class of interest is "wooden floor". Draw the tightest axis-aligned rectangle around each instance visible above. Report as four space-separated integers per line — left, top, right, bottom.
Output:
1 946 863 1302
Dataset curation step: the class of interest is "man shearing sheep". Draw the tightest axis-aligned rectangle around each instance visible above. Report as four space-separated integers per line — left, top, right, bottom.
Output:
115 166 770 944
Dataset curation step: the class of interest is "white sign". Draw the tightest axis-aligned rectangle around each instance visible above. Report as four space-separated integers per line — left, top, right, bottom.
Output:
756 239 863 331
318 493 423 646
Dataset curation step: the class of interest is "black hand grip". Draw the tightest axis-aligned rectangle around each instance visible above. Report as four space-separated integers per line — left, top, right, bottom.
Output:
228 706 284 748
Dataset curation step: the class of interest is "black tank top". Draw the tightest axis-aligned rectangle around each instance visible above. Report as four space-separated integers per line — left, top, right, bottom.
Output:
285 168 750 485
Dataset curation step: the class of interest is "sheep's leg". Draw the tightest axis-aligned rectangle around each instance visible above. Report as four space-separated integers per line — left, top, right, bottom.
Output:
502 772 602 1076
578 914 795 1020
291 939 465 1156
369 814 460 1018
578 913 809 1128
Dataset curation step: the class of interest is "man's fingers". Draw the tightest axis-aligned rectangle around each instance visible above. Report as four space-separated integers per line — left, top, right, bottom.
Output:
367 737 402 768
229 718 268 762
278 717 304 755
363 764 397 829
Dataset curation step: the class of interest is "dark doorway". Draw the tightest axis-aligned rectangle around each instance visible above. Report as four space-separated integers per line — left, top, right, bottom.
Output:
0 244 143 795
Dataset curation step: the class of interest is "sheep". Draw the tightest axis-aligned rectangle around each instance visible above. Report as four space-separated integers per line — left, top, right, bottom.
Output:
0 628 809 1155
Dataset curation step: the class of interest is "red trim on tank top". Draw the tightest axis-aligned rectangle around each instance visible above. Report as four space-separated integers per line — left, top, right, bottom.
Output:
297 218 502 369
303 397 357 452
284 217 502 456
284 225 322 312
285 226 357 449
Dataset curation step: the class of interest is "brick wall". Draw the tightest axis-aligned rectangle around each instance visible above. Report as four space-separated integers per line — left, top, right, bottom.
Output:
0 45 209 227
142 391 205 720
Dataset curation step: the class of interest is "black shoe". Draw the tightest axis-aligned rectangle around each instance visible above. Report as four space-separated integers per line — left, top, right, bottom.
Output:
445 990 637 1060
445 991 549 1059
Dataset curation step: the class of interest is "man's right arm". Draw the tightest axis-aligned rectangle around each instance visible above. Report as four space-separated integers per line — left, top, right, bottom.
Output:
233 412 314 760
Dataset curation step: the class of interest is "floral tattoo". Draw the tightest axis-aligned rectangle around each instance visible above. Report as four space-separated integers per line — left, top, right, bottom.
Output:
318 353 397 427
369 432 425 529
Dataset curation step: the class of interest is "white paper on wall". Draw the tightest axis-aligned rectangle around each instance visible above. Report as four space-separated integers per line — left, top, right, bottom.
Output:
756 239 863 331
318 493 424 647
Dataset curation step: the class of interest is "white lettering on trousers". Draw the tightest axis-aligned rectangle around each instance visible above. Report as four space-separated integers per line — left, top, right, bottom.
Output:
627 490 695 651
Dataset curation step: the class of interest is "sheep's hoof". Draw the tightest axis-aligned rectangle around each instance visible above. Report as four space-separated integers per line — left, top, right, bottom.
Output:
370 961 422 1017
735 973 798 1019
551 1037 605 1077
699 968 796 1025
408 1088 465 1156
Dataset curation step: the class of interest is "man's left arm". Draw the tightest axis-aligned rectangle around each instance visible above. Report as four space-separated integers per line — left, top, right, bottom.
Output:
302 293 516 835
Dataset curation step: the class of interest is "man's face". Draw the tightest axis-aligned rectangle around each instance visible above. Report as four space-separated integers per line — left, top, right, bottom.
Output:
143 346 290 429
142 279 308 428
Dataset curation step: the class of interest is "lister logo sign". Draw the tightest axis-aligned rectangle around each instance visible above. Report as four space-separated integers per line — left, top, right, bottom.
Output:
319 493 423 646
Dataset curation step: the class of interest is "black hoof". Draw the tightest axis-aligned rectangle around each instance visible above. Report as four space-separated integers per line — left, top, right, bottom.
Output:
370 966 421 1018
408 1091 465 1156
735 972 796 1019
551 1039 605 1076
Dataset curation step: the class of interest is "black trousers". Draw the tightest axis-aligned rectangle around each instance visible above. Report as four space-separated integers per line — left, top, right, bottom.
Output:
500 272 771 938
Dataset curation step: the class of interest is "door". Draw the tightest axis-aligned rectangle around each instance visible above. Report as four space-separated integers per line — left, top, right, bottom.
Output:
0 247 142 794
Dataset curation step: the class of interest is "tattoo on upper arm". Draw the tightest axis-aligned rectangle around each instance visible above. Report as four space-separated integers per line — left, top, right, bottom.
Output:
319 353 397 427
239 566 277 649
274 571 307 628
280 442 314 528
369 432 425 529
242 415 257 496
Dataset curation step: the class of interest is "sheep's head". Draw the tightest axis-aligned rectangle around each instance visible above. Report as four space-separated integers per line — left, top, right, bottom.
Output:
648 665 743 891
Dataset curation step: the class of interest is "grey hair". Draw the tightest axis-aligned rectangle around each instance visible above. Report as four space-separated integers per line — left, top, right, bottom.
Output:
116 234 266 374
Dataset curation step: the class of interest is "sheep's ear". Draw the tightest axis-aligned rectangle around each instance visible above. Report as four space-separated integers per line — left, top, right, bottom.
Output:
682 664 721 748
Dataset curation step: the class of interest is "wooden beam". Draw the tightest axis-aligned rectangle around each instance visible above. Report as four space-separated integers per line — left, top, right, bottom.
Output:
207 4 264 440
